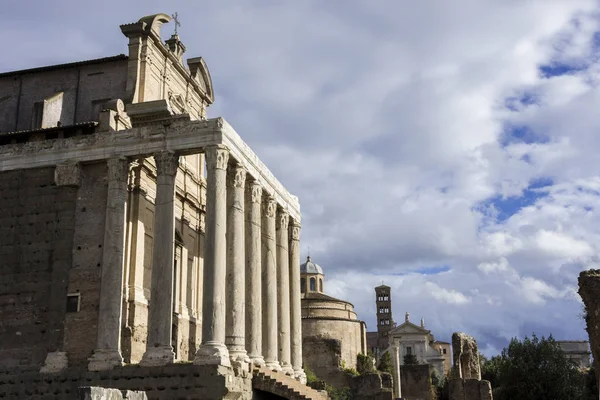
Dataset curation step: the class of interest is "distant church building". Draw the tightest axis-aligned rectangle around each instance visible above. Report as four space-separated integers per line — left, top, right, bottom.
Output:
366 285 451 377
300 256 368 387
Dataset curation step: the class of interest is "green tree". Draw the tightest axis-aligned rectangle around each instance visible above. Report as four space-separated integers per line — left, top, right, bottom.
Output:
403 353 419 365
494 333 585 400
377 351 394 376
480 354 502 389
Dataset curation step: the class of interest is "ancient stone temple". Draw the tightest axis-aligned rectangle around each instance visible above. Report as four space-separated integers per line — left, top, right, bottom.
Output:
0 13 324 400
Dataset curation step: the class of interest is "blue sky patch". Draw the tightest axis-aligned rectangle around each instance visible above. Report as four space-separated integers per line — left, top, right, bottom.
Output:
415 265 451 275
481 177 553 222
500 124 549 147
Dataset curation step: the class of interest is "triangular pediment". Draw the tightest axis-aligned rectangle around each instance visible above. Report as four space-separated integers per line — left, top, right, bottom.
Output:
389 321 430 335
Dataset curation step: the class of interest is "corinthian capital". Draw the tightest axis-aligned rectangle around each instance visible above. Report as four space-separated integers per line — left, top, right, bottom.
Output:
228 164 247 189
154 151 179 176
54 162 81 187
263 197 277 219
277 210 289 230
205 145 229 171
248 180 263 203
289 219 301 241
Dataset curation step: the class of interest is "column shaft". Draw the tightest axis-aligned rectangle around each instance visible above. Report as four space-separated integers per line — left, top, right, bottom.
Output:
262 196 280 370
225 164 248 363
245 181 264 365
140 152 179 366
289 220 305 381
276 210 293 374
88 158 129 371
195 145 231 366
393 345 402 398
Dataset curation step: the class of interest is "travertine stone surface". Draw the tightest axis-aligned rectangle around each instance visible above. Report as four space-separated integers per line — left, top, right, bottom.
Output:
276 210 293 375
452 332 481 380
245 181 264 366
225 164 248 364
140 152 179 366
195 145 231 366
262 196 280 371
89 158 129 371
289 219 304 381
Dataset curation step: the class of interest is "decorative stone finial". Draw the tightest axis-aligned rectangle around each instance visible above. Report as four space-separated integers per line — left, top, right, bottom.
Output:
405 311 409 323
421 318 425 328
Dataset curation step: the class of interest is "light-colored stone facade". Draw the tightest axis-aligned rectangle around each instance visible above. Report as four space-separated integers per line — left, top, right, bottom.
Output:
556 340 592 368
0 12 306 390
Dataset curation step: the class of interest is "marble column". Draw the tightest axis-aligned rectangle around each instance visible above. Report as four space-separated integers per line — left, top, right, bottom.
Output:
88 158 129 371
288 219 305 382
140 151 179 366
393 344 402 399
245 181 264 365
225 163 249 364
195 145 231 366
262 196 280 370
276 210 293 375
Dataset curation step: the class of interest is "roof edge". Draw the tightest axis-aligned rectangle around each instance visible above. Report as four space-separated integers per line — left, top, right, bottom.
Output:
0 55 128 78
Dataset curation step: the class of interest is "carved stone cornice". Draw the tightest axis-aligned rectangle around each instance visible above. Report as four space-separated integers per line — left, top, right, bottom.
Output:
263 197 277 219
205 145 229 171
154 151 179 176
54 162 80 187
277 210 289 230
228 164 247 189
107 158 129 183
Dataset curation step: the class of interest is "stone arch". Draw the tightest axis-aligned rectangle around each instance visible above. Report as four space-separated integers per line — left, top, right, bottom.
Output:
301 278 306 293
319 278 323 293
310 277 316 291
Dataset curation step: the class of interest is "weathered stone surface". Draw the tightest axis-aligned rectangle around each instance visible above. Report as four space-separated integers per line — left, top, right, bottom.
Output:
78 387 125 400
578 269 600 390
452 332 481 380
400 364 430 400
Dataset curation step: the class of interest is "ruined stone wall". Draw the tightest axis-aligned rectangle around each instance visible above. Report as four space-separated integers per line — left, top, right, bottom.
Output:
302 317 364 371
0 58 128 133
400 364 431 400
0 364 252 400
0 167 78 372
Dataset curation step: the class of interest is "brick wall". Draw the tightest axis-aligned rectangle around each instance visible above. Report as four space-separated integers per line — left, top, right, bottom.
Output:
0 167 77 372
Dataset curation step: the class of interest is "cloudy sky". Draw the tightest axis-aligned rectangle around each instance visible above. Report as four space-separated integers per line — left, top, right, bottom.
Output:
3 0 600 356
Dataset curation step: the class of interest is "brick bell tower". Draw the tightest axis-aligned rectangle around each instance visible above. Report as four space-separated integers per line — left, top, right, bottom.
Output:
375 284 394 350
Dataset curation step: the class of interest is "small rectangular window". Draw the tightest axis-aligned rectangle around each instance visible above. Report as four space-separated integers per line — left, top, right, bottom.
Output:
407 346 412 355
66 293 80 313
443 349 447 354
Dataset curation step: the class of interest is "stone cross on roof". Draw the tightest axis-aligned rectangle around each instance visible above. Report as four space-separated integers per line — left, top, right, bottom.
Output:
171 12 181 35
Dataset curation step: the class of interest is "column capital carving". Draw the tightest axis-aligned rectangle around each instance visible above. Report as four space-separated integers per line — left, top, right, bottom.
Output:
154 151 179 176
289 221 301 241
247 180 263 203
205 145 229 171
263 197 277 218
54 162 81 187
106 158 129 183
228 164 247 188
277 210 289 230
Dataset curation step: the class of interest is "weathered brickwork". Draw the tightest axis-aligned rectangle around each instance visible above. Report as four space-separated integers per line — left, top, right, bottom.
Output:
400 364 431 400
0 167 78 372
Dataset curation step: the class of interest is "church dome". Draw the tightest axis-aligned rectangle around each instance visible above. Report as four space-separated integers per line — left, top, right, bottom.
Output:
300 256 323 274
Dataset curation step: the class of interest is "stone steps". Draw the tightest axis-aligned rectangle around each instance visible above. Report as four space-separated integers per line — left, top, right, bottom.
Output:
252 367 328 400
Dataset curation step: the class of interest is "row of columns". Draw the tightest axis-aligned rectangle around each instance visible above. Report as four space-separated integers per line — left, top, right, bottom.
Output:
87 145 304 381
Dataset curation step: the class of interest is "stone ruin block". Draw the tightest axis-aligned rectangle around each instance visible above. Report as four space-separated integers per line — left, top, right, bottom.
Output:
578 269 600 385
449 332 493 400
78 386 148 400
452 332 481 380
